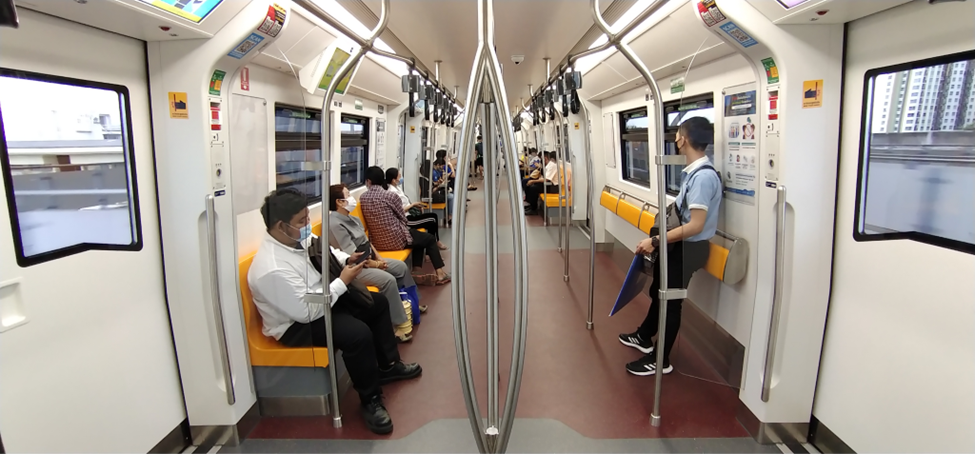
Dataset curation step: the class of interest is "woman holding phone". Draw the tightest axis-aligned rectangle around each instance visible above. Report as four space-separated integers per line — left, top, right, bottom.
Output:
327 184 425 342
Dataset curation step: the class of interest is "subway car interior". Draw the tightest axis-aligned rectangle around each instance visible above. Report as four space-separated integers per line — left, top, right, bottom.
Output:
0 0 973 452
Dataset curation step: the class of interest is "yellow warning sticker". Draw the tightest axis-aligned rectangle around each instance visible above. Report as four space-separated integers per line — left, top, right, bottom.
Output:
574 122 580 130
169 92 188 119
802 80 823 109
410 126 416 133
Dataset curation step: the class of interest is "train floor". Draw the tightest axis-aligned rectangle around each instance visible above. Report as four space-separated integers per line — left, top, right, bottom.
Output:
222 176 794 453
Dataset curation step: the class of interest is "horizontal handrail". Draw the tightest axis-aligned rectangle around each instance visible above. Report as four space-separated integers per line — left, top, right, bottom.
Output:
602 184 738 242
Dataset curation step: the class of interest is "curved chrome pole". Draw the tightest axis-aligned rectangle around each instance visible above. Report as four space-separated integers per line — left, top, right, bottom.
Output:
313 0 390 428
590 0 672 427
452 47 489 454
579 100 596 331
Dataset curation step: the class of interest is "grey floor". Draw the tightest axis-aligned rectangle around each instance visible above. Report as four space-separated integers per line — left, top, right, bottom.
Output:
218 418 786 453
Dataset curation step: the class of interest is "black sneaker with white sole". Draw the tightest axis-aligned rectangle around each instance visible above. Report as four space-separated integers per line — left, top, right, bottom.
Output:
618 331 654 354
625 354 673 376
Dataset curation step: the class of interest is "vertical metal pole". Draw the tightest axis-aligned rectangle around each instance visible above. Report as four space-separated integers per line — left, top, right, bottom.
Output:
552 106 570 282
452 54 489 454
589 0 672 427
482 102 500 434
580 101 596 331
311 0 390 428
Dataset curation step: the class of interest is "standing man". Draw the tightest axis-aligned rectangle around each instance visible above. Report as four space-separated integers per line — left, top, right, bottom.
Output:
474 135 484 179
618 117 721 376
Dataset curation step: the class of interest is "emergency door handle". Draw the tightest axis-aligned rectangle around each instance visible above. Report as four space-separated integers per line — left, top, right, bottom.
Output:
205 194 236 405
762 186 787 402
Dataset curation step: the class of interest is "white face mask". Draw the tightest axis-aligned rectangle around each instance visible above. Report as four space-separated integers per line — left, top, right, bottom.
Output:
344 195 357 212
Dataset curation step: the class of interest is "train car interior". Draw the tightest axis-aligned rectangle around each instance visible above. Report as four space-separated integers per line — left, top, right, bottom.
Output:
0 0 972 452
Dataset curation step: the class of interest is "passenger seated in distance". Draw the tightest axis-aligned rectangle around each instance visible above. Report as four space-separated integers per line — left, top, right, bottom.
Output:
359 166 452 285
386 167 449 240
523 151 560 215
620 116 721 376
247 188 421 434
327 183 426 343
521 148 541 192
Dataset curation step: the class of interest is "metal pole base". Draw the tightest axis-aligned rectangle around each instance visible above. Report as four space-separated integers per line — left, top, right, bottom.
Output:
558 247 563 253
332 416 343 428
650 413 661 427
586 321 593 330
563 275 569 282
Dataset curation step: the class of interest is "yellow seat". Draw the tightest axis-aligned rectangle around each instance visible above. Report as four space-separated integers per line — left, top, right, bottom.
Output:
616 199 642 228
638 209 656 234
239 254 329 368
704 242 731 281
543 193 572 207
600 190 620 212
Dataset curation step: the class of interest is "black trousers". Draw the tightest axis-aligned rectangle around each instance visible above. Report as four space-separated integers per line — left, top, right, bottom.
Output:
406 212 440 240
637 239 711 364
409 228 445 269
525 183 559 211
279 292 400 404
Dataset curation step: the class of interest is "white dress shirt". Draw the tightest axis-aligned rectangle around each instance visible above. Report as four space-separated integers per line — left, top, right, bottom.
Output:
247 232 350 340
544 161 558 182
389 184 411 209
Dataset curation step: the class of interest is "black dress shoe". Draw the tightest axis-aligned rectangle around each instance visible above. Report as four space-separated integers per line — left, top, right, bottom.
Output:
378 361 422 385
361 394 393 434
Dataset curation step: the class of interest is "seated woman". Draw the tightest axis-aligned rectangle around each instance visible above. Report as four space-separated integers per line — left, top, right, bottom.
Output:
327 184 427 340
360 166 451 286
386 167 447 248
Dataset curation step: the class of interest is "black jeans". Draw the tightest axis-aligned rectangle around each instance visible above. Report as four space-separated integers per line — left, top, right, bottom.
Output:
279 292 400 404
409 228 445 269
406 213 440 240
637 239 711 364
525 183 559 211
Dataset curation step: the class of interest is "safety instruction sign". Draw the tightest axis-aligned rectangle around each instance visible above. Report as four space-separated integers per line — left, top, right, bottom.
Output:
258 3 286 37
720 21 757 48
410 126 416 133
697 0 726 27
228 33 264 59
723 88 758 205
802 80 823 109
240 66 250 91
209 70 226 96
761 57 779 84
168 92 188 119
574 122 580 130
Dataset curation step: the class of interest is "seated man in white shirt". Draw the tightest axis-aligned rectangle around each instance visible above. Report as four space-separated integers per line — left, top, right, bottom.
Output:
248 188 421 435
523 151 560 215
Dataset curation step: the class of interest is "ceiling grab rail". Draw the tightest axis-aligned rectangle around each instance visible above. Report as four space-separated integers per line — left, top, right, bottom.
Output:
451 0 531 451
589 0 681 427
299 0 391 429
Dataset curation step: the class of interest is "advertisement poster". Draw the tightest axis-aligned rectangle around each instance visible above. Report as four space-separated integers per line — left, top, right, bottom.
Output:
723 89 758 205
318 48 355 95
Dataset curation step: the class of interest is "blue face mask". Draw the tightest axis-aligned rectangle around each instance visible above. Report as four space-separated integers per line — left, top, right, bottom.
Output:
286 223 311 242
399 176 404 186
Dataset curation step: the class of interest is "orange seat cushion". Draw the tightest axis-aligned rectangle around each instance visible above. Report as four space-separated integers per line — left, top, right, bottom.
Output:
239 253 329 368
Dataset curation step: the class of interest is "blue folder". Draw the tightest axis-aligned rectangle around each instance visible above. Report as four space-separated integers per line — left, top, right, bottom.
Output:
610 254 651 316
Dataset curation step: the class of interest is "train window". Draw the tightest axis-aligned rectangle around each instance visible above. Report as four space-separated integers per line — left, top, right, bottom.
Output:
855 50 975 255
340 114 369 188
663 95 715 196
619 108 650 188
0 69 143 267
274 103 323 203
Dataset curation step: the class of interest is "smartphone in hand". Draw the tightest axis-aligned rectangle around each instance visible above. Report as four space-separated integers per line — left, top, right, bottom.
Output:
353 241 372 265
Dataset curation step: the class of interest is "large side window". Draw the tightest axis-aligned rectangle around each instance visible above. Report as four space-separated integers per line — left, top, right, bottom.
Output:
620 108 650 187
274 103 323 202
855 50 975 255
663 95 715 196
0 69 143 267
340 114 369 188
